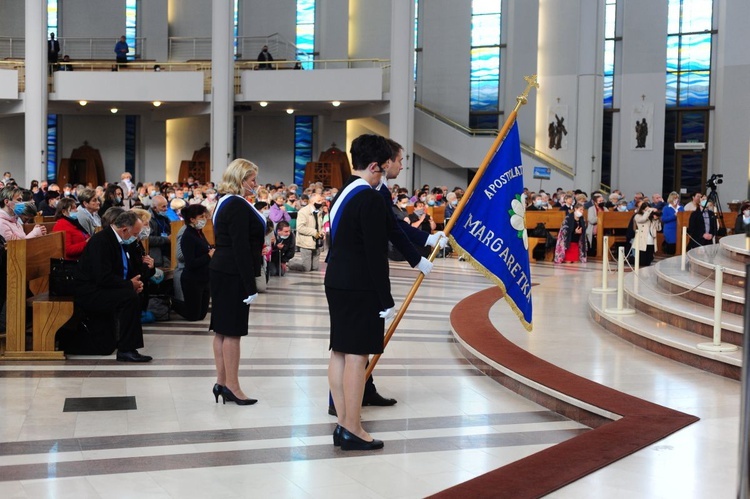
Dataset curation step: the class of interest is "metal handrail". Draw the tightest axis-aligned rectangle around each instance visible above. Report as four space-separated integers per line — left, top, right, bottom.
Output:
415 102 575 177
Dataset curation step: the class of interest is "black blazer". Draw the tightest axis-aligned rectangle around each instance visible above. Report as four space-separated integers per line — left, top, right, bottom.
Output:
687 208 717 247
74 226 136 300
127 240 156 282
325 180 394 309
377 184 427 267
209 196 265 295
181 225 211 281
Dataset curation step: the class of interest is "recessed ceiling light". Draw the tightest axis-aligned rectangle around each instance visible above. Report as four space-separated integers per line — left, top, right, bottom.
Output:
332 101 341 107
152 101 162 107
259 101 268 107
286 108 294 114
78 100 87 106
110 107 118 114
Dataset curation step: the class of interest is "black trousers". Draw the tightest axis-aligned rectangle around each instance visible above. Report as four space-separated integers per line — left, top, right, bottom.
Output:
172 273 210 321
75 287 144 352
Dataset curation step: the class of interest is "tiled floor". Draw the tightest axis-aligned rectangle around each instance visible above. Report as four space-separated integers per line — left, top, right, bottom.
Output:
0 257 741 498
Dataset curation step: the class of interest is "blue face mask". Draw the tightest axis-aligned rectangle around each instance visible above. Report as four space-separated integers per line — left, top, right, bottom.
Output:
121 235 137 245
115 196 122 204
68 211 78 220
427 200 436 206
13 202 26 216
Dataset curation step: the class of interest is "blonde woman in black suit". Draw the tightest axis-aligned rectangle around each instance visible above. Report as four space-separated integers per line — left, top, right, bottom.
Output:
209 159 266 406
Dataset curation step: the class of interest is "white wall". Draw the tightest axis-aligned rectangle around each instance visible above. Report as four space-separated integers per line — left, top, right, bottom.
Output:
0 116 26 183
168 0 212 38
139 117 167 183
240 68 383 102
348 0 389 60
414 158 468 192
61 0 125 38
53 71 205 102
243 0 296 41
140 0 169 61
239 115 296 185
317 0 348 62
0 0 24 38
165 115 210 182
60 115 126 183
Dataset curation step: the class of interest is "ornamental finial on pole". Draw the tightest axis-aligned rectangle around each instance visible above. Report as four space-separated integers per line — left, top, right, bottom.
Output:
514 74 539 112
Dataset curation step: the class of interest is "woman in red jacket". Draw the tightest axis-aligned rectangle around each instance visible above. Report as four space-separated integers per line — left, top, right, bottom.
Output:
52 197 90 260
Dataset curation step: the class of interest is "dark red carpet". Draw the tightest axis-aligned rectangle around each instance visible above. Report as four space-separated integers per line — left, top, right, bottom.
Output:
430 287 699 498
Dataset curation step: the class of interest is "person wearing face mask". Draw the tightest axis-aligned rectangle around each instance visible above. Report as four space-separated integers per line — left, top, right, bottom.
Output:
99 184 124 217
71 211 150 360
39 190 61 217
202 189 218 216
209 158 265 406
735 202 750 235
554 202 588 263
408 201 436 253
0 186 46 240
527 194 545 211
632 200 662 267
269 193 291 225
75 188 102 236
661 192 683 254
687 196 717 250
585 193 608 254
172 204 213 321
147 195 172 268
289 193 325 272
269 221 295 277
51 198 90 260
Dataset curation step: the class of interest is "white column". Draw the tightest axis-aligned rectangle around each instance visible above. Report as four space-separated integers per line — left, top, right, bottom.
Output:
389 0 415 191
211 0 234 184
25 0 47 185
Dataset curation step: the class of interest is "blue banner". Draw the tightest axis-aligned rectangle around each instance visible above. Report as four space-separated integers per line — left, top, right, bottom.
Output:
449 121 533 330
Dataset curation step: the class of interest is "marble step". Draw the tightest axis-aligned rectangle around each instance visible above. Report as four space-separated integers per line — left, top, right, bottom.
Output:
719 234 750 264
688 244 746 287
623 266 743 346
589 290 742 380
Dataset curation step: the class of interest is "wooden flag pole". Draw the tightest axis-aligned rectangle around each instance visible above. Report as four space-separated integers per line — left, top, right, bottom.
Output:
365 75 539 380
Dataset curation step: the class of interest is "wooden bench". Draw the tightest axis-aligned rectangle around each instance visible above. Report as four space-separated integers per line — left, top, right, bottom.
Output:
2 232 71 360
168 220 185 271
23 222 57 235
525 210 565 262
595 211 634 259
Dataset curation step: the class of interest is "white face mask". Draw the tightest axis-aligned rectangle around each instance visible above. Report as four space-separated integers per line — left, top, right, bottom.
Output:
195 219 207 230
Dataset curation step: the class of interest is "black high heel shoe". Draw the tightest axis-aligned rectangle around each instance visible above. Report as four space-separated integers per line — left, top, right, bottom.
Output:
339 427 384 451
333 425 342 447
221 386 258 406
212 383 223 403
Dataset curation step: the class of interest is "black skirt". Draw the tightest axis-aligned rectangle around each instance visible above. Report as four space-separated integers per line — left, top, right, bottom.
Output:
326 287 385 355
209 269 250 337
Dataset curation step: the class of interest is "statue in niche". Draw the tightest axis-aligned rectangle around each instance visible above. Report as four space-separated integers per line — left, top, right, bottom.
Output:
548 114 568 150
635 118 648 148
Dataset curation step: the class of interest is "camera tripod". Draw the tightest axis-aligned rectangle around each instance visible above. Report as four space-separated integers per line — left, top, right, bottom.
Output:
706 187 727 236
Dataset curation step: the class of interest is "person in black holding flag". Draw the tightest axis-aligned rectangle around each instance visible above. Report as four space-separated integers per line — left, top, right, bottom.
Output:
325 134 393 451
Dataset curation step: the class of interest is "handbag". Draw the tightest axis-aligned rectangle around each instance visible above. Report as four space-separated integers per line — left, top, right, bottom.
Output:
49 258 77 297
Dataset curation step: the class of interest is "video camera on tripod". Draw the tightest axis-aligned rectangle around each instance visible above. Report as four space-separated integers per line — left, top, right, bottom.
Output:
706 173 723 190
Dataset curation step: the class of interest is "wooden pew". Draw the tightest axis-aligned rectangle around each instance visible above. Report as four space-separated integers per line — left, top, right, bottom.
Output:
525 210 565 262
203 219 215 246
23 222 56 235
429 205 446 228
595 211 634 259
2 232 71 360
168 220 184 271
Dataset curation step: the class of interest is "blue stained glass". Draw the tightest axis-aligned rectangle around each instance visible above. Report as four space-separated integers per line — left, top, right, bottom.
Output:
47 114 57 182
603 75 613 108
472 0 500 16
470 80 499 111
679 71 710 106
125 116 136 176
471 15 500 46
294 116 313 185
470 114 499 129
603 40 615 75
666 73 678 106
666 36 679 72
470 47 499 78
296 0 315 70
680 153 704 193
297 0 315 24
680 34 711 71
47 1 58 33
681 111 706 141
126 0 136 58
681 0 712 32
234 0 239 56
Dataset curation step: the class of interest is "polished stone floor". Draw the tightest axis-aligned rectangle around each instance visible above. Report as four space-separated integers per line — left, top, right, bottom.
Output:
0 256 741 498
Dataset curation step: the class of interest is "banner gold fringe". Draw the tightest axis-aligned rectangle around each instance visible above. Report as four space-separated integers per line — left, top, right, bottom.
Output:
449 235 533 332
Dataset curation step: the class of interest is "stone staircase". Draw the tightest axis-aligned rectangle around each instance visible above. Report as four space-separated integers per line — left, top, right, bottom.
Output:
589 234 748 379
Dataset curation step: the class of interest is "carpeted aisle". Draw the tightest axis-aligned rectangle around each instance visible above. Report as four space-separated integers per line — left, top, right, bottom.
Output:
430 287 699 498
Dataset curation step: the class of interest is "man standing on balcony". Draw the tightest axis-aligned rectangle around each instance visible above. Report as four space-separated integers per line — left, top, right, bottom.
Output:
257 45 274 70
115 35 129 67
48 33 60 73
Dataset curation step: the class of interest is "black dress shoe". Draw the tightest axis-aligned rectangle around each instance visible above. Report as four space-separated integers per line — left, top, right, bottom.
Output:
362 391 397 407
116 350 153 362
221 386 257 406
333 424 342 446
340 427 384 451
328 405 337 417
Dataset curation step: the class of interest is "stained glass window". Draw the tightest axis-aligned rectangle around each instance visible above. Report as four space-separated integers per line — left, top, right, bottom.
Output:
47 1 59 182
294 116 313 185
666 0 713 107
296 0 315 70
126 0 136 59
470 0 501 129
603 0 617 108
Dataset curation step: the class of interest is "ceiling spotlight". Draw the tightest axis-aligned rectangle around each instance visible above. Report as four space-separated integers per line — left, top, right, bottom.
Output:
78 100 87 106
286 108 294 114
152 101 162 107
331 101 341 107
110 108 118 114
259 101 268 107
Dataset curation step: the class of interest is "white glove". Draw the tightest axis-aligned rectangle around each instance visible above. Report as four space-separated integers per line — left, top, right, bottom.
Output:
416 257 433 276
425 231 448 249
242 294 258 305
378 307 396 320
